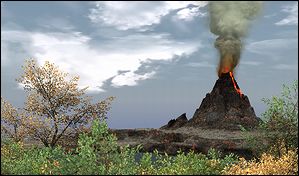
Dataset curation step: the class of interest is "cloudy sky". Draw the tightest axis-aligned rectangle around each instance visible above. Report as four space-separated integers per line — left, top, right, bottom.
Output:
1 1 298 128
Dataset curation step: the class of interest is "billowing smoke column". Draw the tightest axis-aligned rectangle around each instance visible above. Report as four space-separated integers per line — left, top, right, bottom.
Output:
209 1 263 77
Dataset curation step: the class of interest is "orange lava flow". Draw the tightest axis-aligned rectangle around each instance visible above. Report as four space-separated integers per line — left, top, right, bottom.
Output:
229 72 242 97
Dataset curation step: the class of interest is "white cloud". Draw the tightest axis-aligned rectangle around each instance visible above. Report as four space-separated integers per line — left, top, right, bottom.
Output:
111 71 156 87
1 30 34 66
175 6 207 21
2 30 200 92
275 2 298 26
88 1 207 30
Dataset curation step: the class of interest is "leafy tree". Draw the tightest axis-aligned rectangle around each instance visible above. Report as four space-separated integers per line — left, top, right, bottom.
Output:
1 98 26 142
243 80 298 157
13 59 114 147
261 80 298 154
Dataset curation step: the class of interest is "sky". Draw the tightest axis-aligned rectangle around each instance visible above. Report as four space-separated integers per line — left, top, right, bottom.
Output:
1 1 298 129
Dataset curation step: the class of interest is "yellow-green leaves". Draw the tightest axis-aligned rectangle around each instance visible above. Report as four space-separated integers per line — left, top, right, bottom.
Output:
8 59 115 147
1 97 26 142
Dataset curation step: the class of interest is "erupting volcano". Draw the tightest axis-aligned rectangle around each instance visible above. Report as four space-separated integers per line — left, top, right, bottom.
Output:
183 1 263 130
217 54 243 97
229 72 242 97
185 70 260 130
184 35 260 130
162 1 262 130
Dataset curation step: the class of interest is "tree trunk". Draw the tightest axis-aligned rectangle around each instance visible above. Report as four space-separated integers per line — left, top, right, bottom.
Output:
43 141 49 147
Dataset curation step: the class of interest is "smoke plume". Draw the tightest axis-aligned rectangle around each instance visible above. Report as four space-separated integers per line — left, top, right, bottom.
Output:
209 1 263 76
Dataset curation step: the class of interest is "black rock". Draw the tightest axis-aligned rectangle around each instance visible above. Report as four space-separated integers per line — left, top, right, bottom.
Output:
186 72 260 130
161 113 188 129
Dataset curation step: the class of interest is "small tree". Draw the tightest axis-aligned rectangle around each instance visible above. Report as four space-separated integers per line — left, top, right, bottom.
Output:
243 80 298 157
261 80 298 154
1 98 26 142
16 59 114 147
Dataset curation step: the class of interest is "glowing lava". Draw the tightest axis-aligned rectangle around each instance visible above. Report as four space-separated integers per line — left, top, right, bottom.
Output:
229 72 242 97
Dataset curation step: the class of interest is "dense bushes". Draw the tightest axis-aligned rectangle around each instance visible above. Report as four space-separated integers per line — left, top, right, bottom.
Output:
223 147 298 175
242 80 298 157
1 119 239 175
260 80 298 154
2 119 298 175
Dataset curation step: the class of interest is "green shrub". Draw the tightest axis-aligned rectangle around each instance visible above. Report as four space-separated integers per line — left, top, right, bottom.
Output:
74 118 119 174
135 149 238 175
242 80 298 157
1 119 239 175
261 80 298 153
1 140 77 175
106 145 141 175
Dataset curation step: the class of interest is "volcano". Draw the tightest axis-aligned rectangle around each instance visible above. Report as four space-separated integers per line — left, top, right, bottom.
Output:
184 72 260 130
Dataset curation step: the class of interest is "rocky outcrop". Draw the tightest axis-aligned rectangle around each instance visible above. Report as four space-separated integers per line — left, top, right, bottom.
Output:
160 113 188 129
110 127 256 159
159 72 260 130
106 73 261 158
25 127 257 159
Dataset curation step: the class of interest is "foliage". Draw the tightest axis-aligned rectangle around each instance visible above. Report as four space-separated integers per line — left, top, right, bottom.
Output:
260 80 298 153
107 145 141 175
242 80 298 156
1 98 26 142
74 118 120 175
1 119 239 175
2 119 298 175
1 59 115 147
1 140 76 175
223 146 298 175
148 149 238 175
